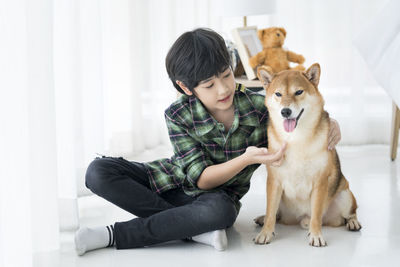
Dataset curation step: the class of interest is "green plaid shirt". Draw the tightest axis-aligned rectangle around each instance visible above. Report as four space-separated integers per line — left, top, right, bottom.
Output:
143 83 268 213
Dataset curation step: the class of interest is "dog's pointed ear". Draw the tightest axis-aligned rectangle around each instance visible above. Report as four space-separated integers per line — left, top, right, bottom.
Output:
257 66 274 87
305 63 320 87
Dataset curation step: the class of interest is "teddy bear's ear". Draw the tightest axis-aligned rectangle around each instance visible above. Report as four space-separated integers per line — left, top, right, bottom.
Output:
257 29 265 40
305 63 321 88
257 66 274 87
278 28 287 37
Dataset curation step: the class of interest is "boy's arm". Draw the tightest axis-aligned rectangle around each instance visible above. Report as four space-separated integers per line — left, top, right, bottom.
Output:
197 153 250 190
197 145 286 190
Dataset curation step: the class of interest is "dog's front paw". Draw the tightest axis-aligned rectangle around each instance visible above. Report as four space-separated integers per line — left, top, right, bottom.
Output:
253 215 265 226
308 232 327 247
346 217 362 231
253 230 275 245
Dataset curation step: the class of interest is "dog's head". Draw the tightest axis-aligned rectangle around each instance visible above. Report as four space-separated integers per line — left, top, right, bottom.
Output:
257 64 324 133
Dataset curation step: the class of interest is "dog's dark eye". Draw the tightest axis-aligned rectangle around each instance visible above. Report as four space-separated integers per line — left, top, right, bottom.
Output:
275 92 282 97
276 33 280 37
295 90 303 96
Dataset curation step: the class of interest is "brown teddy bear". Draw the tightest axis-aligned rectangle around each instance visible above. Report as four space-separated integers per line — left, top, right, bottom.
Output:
249 27 305 74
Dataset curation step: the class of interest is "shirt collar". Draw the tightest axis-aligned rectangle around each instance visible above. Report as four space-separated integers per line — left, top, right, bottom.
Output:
190 83 261 136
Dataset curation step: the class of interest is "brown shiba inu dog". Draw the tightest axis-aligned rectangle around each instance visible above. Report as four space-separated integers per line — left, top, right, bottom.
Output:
253 63 361 247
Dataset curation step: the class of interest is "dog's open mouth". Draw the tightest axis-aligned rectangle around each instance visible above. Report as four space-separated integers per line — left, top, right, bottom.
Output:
283 108 304 132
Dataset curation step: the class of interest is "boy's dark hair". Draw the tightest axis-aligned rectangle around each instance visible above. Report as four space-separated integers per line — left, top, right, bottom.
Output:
165 28 232 94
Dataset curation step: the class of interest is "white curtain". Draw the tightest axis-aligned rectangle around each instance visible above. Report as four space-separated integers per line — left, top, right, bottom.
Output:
0 0 59 266
0 0 212 265
0 0 394 265
54 0 218 232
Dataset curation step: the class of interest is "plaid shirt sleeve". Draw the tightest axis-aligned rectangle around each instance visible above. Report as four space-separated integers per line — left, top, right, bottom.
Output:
164 111 213 187
247 90 269 125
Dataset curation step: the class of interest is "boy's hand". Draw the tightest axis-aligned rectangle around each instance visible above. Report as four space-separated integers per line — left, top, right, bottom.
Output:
328 118 341 150
244 143 287 166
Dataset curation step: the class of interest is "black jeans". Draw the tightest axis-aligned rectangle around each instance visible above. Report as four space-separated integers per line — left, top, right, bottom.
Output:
84 155 238 249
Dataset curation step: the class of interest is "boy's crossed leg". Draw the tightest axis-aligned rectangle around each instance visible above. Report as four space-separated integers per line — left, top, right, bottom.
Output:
75 157 237 255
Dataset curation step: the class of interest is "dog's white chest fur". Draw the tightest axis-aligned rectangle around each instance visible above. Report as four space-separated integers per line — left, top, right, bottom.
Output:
278 151 327 200
270 134 329 219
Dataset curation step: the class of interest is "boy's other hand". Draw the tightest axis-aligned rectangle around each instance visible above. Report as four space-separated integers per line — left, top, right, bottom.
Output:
244 143 287 166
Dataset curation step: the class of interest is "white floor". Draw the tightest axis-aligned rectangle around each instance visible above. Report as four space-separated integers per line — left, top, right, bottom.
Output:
34 145 400 267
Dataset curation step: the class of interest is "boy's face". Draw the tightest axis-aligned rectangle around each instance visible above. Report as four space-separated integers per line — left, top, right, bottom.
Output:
178 67 236 114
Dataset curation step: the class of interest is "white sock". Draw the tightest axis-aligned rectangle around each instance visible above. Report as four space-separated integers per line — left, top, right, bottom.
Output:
191 229 228 251
74 225 115 256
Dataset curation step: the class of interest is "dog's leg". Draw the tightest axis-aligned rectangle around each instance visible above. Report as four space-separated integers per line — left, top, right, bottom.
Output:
340 189 362 231
253 215 265 226
309 181 328 247
253 212 281 227
254 176 282 245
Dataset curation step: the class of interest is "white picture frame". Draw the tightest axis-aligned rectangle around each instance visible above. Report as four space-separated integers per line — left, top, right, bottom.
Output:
231 26 263 80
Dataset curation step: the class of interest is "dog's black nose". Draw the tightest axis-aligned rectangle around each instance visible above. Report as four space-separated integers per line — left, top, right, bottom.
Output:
281 108 292 118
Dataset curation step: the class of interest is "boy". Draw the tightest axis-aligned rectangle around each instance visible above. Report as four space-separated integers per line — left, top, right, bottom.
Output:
75 28 341 255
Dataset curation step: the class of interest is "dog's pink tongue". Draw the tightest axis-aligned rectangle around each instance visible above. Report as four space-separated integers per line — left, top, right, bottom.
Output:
284 119 296 132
